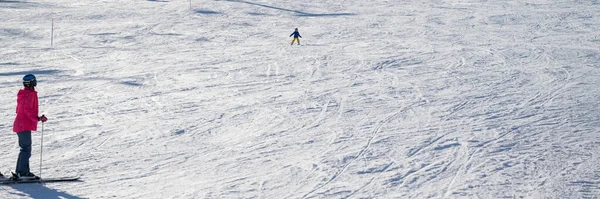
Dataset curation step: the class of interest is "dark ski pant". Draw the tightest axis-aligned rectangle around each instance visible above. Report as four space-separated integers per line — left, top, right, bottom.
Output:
16 131 32 175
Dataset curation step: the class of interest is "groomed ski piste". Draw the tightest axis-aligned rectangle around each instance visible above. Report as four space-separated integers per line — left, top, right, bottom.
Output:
1 0 599 198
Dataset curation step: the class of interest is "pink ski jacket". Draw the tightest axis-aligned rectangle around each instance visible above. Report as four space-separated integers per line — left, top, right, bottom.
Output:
13 88 39 132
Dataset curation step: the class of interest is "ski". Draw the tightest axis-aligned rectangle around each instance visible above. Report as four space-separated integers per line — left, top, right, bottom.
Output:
0 176 80 184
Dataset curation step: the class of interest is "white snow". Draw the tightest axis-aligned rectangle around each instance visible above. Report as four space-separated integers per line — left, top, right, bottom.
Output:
1 0 599 198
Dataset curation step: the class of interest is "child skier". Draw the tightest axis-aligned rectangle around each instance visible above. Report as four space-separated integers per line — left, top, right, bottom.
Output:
290 28 302 45
12 74 47 180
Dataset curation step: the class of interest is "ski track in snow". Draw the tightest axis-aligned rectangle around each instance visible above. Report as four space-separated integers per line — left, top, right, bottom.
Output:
1 0 600 198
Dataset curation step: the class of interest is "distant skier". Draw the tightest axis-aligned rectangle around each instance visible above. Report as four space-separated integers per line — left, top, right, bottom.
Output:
12 74 47 180
290 28 302 45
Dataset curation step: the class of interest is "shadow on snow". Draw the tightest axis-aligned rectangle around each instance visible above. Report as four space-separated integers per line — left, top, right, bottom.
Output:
0 0 39 9
0 70 62 77
10 183 84 199
195 9 222 15
222 0 355 17
0 0 27 3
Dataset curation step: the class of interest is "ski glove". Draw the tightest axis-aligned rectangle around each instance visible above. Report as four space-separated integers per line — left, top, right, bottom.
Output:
38 115 48 123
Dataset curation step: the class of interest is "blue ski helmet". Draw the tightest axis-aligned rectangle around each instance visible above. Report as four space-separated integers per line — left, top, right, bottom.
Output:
23 74 37 87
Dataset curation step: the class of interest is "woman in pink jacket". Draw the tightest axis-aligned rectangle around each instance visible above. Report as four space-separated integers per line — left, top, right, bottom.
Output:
12 74 47 180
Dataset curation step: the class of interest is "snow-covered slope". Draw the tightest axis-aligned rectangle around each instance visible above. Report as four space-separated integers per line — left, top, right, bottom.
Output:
1 0 599 198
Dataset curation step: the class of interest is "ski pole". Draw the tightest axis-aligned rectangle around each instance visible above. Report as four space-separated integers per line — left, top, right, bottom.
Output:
39 122 44 181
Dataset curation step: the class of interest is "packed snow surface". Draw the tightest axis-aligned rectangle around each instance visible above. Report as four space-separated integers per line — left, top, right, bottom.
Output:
1 0 599 198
